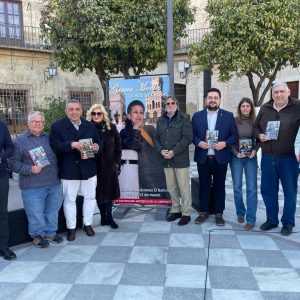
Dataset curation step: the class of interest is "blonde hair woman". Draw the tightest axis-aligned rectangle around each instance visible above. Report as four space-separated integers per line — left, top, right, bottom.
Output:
87 104 122 229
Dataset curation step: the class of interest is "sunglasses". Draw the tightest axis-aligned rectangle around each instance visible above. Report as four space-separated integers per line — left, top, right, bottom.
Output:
166 101 176 106
91 112 103 116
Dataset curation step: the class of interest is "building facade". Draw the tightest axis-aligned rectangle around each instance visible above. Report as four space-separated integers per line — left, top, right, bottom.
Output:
1 0 299 136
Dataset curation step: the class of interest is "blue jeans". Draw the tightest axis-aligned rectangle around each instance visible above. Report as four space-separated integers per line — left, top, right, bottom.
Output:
21 184 62 238
230 156 257 225
261 154 298 227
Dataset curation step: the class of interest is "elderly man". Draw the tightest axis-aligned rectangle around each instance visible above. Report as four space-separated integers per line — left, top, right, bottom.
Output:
49 99 100 241
192 88 238 226
0 120 16 259
10 111 63 248
153 96 193 226
254 80 300 235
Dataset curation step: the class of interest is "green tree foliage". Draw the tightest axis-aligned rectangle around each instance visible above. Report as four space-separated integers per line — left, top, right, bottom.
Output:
36 96 66 132
190 0 300 106
40 0 195 99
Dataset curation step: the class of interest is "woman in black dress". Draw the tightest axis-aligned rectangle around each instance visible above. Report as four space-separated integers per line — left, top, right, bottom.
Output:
87 104 122 229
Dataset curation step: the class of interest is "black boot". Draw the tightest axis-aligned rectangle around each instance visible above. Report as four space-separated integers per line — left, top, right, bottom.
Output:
105 202 118 229
98 203 109 226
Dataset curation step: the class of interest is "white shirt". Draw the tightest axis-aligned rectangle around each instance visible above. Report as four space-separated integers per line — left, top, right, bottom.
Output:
207 109 219 155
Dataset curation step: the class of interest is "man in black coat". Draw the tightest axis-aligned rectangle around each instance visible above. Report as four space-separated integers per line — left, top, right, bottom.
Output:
0 120 16 260
49 99 101 241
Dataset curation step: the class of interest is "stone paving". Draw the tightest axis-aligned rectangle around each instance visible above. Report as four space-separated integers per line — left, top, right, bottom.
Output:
1 162 300 300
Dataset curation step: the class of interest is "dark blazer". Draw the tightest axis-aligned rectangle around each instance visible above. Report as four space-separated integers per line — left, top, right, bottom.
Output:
192 108 238 164
49 116 101 180
0 120 14 177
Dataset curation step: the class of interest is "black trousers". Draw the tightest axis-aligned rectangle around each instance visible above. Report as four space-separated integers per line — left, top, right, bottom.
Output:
197 158 228 214
0 174 9 250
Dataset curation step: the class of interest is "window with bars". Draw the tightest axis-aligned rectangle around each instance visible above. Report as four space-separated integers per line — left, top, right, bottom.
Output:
0 84 33 135
68 87 100 116
0 1 22 40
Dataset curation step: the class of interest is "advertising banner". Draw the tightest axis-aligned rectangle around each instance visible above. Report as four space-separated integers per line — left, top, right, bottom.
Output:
108 75 172 206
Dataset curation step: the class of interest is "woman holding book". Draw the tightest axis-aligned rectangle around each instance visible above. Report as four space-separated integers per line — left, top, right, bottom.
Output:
230 98 259 230
87 104 122 229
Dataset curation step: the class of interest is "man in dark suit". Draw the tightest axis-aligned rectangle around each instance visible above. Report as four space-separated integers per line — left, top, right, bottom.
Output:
192 88 237 226
0 120 16 260
49 100 101 241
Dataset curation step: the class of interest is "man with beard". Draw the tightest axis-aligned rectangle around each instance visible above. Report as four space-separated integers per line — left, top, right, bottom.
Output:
192 88 237 226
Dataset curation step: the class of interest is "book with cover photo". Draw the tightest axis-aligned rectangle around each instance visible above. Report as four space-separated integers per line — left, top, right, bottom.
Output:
29 146 50 167
79 138 95 159
239 138 252 156
265 121 280 140
206 130 219 146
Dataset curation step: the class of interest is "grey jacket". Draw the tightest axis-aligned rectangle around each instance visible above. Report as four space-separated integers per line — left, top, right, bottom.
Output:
153 110 192 168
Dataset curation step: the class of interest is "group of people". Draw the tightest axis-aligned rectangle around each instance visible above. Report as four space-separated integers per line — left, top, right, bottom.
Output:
0 80 299 261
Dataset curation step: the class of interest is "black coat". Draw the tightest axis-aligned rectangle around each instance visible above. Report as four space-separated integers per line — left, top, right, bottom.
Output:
94 122 122 202
49 116 101 180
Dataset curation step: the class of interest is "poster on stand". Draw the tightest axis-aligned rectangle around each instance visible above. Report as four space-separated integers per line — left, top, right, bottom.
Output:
108 75 172 206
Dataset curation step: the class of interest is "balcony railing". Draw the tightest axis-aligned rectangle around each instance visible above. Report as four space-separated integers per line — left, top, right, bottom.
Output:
176 28 211 51
0 24 51 51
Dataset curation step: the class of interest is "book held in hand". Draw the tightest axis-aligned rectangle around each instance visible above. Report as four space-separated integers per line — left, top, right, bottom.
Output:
265 121 280 140
239 138 252 156
29 146 50 167
79 138 95 159
206 130 219 146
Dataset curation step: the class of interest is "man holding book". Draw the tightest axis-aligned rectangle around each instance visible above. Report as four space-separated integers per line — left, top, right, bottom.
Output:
254 80 300 235
192 88 238 226
49 99 101 241
10 111 63 248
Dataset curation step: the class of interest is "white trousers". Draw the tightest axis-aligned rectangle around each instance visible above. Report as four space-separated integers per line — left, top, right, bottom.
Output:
62 176 97 229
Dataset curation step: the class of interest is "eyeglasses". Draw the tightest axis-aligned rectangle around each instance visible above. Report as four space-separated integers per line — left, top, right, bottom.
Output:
29 121 44 125
166 102 176 106
207 96 220 100
91 112 103 116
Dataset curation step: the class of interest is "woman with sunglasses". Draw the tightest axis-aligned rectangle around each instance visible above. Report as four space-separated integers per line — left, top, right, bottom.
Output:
87 104 122 229
230 98 259 230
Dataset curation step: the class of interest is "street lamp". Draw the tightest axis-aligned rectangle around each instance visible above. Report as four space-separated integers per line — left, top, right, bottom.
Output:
44 62 57 82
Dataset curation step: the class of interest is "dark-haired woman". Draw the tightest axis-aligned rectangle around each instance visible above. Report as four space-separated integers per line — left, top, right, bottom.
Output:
87 104 121 229
120 100 168 199
230 98 259 230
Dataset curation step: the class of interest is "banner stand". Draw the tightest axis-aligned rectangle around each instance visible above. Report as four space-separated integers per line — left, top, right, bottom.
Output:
112 206 131 219
113 205 170 221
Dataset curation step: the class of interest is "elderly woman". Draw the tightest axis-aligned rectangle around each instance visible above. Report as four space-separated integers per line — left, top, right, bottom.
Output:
87 104 121 229
120 100 168 199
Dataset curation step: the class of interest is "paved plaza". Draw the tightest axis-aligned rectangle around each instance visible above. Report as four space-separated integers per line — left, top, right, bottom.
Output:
1 162 300 300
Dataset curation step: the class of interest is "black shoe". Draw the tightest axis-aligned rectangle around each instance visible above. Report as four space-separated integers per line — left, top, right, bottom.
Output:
83 225 95 236
194 212 209 224
215 213 225 226
0 248 17 260
260 221 278 231
67 229 76 241
166 212 182 222
178 216 191 226
281 224 293 236
107 212 119 229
